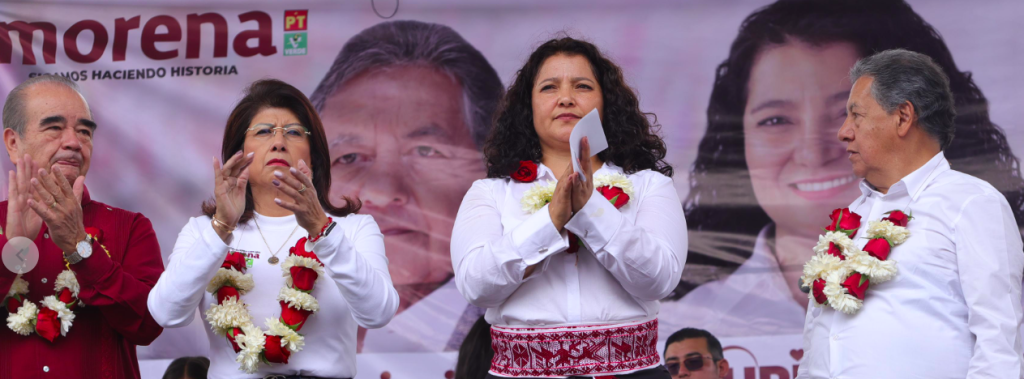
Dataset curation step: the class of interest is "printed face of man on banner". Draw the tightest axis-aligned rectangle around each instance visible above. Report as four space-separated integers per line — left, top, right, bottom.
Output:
311 20 503 317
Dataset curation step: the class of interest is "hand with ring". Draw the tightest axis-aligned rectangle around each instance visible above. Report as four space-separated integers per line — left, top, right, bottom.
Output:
272 159 328 236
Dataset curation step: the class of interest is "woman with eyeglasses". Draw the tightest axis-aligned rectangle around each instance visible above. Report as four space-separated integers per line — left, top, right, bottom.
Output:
451 37 686 379
148 79 399 378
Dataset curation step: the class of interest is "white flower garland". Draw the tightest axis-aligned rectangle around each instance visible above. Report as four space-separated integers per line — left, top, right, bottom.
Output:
206 243 325 374
6 270 81 339
800 213 911 315
519 173 635 214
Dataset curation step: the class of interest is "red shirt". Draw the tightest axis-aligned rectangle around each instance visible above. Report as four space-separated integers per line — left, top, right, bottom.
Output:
0 189 164 379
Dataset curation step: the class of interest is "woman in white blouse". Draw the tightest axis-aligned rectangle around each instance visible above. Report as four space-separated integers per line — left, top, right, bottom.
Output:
451 37 687 379
148 79 399 379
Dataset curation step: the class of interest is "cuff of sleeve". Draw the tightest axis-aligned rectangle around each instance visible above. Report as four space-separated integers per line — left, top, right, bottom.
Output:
511 204 568 266
201 220 231 254
565 190 623 252
71 238 116 286
306 221 346 261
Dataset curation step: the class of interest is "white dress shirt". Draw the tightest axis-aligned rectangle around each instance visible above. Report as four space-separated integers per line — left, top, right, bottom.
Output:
661 225 805 338
148 212 399 379
798 152 1024 379
451 162 686 328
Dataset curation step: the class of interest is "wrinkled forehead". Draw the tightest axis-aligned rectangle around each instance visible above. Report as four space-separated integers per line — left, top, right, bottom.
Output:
24 82 93 121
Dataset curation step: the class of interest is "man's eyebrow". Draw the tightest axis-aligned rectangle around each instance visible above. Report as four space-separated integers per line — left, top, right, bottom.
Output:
39 115 65 126
79 118 97 130
405 123 451 140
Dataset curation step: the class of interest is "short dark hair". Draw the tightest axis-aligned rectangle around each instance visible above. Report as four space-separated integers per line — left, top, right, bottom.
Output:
850 48 956 150
3 75 88 136
664 328 724 361
162 356 210 379
201 79 360 223
484 36 672 179
309 20 503 149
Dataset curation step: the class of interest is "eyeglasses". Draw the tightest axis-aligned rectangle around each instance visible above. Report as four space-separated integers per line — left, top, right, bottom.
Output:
246 124 310 141
666 355 716 376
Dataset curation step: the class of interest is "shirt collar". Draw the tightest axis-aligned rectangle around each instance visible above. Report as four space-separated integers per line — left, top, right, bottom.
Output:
534 161 621 182
858 151 949 200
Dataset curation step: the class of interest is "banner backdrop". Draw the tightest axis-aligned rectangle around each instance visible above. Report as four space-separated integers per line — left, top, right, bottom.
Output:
2 0 1023 378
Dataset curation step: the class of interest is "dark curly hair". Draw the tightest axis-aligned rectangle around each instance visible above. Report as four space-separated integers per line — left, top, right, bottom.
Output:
484 37 672 178
674 0 1024 300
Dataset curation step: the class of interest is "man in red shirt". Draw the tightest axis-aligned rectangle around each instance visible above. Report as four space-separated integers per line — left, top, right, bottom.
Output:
0 75 164 378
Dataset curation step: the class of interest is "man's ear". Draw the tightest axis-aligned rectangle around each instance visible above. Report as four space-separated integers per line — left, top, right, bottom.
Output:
4 128 19 161
717 359 730 379
895 100 916 138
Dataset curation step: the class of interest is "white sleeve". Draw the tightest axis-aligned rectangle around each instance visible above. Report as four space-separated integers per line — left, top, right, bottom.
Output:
954 193 1024 378
311 215 399 329
147 217 230 328
451 180 569 308
564 174 687 301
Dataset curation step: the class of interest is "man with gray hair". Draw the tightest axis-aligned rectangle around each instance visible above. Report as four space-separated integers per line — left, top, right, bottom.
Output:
309 20 503 353
0 75 164 378
797 49 1024 378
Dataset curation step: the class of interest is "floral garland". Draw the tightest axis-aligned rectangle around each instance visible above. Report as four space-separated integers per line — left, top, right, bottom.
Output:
3 227 109 342
800 208 911 314
206 236 325 374
513 161 634 253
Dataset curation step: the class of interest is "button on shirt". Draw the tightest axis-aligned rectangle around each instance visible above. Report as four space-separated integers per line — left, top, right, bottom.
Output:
451 163 687 327
798 153 1024 379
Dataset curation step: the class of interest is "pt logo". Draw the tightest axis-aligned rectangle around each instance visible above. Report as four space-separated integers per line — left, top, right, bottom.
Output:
284 10 307 56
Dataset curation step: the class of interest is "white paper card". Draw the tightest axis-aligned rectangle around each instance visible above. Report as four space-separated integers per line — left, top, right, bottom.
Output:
569 108 608 182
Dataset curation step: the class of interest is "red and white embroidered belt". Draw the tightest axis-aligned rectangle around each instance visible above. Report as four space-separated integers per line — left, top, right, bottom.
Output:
489 319 660 378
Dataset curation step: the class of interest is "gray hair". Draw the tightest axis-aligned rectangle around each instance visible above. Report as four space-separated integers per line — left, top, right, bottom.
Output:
3 75 87 136
850 48 956 150
309 20 503 149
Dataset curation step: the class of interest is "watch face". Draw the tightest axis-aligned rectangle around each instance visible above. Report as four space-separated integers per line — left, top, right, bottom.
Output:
77 240 93 259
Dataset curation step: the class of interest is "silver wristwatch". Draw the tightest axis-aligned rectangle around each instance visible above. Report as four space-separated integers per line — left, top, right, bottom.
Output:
65 234 94 265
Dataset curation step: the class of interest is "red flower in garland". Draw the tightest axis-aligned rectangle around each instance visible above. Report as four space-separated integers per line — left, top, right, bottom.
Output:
290 267 318 292
289 237 322 265
84 227 103 242
597 186 629 209
812 279 828 304
280 301 314 331
6 297 22 313
841 273 870 300
826 242 845 260
825 208 861 237
216 286 240 304
221 252 248 273
511 161 538 182
263 335 291 364
226 328 244 353
883 210 910 227
35 307 61 342
863 238 892 261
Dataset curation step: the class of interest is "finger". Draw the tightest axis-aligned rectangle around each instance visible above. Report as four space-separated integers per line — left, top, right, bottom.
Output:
26 199 55 222
16 157 27 196
289 166 314 190
273 170 305 192
8 170 16 201
37 169 63 203
220 151 246 177
237 167 250 189
30 178 57 207
271 176 303 201
225 152 255 178
72 176 85 203
273 197 301 212
51 165 75 200
294 160 314 187
213 156 223 181
224 151 253 178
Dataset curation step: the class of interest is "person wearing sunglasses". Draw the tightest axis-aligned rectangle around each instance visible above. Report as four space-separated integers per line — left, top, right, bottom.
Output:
663 328 730 379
